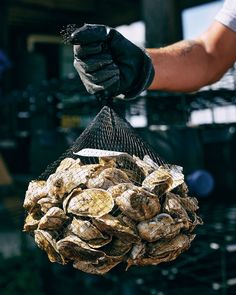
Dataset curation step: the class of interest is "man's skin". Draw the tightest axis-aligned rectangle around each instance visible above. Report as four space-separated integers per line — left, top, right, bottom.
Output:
147 21 236 92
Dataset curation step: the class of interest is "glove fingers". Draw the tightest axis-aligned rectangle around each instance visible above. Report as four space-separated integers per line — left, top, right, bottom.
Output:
74 42 104 59
71 24 108 45
75 64 119 95
75 54 113 72
74 62 119 83
80 75 119 96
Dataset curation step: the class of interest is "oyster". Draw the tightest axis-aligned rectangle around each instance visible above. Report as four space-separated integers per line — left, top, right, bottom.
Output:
93 214 140 243
38 207 69 230
142 167 173 196
179 196 199 212
115 187 161 221
143 155 160 169
57 235 105 261
188 211 203 232
69 217 107 240
73 238 130 274
47 164 102 199
102 237 132 258
167 165 185 190
86 237 112 249
101 153 146 184
38 196 61 214
137 213 184 242
99 156 117 167
34 230 66 264
133 155 155 177
73 256 121 275
23 213 40 232
129 242 146 260
107 183 137 199
127 234 195 268
87 168 131 190
117 213 137 231
62 188 82 213
163 192 190 228
55 158 81 173
172 182 189 197
67 188 114 218
147 233 195 257
67 217 111 248
23 180 48 211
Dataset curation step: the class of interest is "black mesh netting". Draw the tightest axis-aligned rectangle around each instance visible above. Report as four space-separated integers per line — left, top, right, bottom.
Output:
24 105 203 275
38 105 165 181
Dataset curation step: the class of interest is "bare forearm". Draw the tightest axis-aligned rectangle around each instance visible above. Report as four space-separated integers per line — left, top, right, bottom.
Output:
147 22 236 92
147 40 217 92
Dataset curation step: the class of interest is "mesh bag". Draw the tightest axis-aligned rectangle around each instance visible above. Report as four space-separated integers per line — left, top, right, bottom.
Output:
38 105 165 180
23 105 203 275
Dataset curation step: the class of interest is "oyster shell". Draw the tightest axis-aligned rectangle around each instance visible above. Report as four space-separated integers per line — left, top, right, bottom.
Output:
129 242 146 260
57 235 105 261
142 165 184 196
117 213 137 231
38 207 69 230
99 156 117 167
147 233 195 257
99 153 146 184
172 182 189 197
188 211 203 232
24 180 48 211
133 155 155 177
47 164 102 199
167 165 185 191
38 196 61 214
127 234 195 268
23 213 40 232
67 217 111 248
73 237 130 274
62 188 82 212
137 213 184 242
102 237 132 258
69 217 107 240
163 192 190 229
179 196 199 212
107 183 137 199
73 256 121 275
55 158 81 173
87 168 131 190
67 188 114 218
34 230 66 264
143 155 160 169
115 187 161 221
142 167 173 196
93 214 140 243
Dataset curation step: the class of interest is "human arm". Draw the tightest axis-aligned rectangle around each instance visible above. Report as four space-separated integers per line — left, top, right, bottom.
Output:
68 20 236 98
147 21 236 92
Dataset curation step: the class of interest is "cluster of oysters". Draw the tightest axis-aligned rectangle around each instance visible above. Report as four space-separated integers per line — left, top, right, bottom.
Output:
23 151 202 275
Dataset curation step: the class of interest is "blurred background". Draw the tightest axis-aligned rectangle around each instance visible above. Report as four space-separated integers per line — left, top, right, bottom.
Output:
0 0 236 294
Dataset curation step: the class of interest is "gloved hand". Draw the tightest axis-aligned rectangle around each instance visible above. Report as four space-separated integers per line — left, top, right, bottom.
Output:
70 24 155 99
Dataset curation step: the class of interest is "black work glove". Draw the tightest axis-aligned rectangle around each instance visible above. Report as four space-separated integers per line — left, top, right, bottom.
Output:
70 24 155 99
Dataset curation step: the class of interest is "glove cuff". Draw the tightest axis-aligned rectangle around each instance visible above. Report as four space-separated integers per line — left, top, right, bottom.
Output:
123 50 155 99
